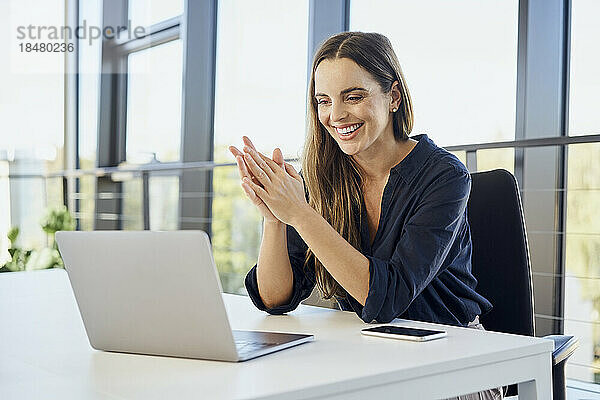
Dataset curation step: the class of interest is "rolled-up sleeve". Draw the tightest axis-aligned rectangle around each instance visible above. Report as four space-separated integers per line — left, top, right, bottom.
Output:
360 168 472 323
245 224 315 315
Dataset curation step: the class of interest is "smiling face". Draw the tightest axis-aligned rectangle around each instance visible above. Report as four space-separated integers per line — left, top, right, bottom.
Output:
314 57 398 158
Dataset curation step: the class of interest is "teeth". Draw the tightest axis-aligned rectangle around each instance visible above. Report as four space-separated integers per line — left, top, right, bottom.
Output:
335 123 362 135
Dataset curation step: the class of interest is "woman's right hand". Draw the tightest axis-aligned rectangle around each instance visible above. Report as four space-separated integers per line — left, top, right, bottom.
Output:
229 136 284 224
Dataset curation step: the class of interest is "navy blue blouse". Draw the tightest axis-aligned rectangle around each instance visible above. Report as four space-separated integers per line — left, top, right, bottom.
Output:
245 134 492 326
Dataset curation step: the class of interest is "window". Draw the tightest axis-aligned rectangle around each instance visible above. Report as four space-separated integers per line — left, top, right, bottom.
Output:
476 148 514 174
1 0 65 251
213 0 309 162
126 40 183 164
350 0 518 147
568 0 600 137
211 0 309 294
128 0 183 27
564 142 600 382
564 0 600 382
149 175 179 230
122 39 183 231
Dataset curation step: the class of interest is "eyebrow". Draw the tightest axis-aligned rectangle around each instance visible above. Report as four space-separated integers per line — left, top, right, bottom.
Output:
315 87 369 97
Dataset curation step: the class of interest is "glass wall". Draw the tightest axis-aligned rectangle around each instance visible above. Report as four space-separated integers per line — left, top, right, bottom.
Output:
212 0 309 294
122 177 144 230
128 0 183 27
564 146 600 383
126 39 183 164
120 21 184 231
0 0 65 256
77 0 102 230
476 148 515 174
568 0 600 137
564 0 600 382
149 175 179 231
350 0 518 147
213 0 309 162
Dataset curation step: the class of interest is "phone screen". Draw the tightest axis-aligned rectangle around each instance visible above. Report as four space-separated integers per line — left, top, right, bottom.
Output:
363 326 445 337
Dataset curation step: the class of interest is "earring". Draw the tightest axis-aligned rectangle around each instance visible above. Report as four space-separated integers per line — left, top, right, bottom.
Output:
392 108 398 112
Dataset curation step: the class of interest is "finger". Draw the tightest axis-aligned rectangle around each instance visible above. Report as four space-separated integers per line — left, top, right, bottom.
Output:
243 177 269 199
242 136 257 151
244 152 272 185
249 147 284 174
232 144 258 178
239 138 281 173
244 146 278 176
229 145 243 158
241 182 260 204
235 156 251 180
273 148 284 167
236 155 264 187
285 163 302 181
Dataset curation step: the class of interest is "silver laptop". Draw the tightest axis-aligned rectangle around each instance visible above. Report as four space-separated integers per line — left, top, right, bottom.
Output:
55 230 313 362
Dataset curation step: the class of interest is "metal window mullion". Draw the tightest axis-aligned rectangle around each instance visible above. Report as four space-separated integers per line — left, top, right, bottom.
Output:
114 25 180 55
514 0 529 190
178 0 218 234
307 0 349 89
516 0 571 336
112 15 181 45
65 0 79 216
96 0 128 230
557 0 573 335
444 134 600 151
465 150 477 173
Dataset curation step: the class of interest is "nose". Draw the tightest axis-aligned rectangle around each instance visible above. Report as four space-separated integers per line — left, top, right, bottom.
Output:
329 100 348 124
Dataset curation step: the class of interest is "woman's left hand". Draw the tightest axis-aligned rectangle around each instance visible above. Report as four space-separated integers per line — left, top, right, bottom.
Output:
241 146 311 227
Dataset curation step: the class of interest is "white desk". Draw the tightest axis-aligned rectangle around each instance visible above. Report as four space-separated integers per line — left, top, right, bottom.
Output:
0 269 552 399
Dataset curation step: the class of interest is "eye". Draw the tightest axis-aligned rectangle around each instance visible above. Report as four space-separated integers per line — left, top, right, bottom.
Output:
316 98 330 105
347 95 363 102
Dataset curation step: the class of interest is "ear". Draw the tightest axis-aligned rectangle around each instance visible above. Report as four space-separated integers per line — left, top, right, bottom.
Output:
389 80 402 111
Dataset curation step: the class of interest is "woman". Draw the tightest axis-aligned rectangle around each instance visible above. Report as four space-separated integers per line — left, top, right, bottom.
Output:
230 32 501 400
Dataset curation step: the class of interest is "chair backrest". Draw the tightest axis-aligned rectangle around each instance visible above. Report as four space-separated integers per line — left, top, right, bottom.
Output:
467 169 535 336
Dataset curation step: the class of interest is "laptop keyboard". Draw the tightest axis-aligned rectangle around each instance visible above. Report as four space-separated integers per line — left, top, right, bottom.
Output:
235 340 278 354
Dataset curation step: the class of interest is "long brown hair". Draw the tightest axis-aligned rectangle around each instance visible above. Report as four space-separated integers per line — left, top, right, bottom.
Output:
302 32 413 299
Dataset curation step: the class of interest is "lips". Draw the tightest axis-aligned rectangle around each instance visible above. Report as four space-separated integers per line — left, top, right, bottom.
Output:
334 123 363 141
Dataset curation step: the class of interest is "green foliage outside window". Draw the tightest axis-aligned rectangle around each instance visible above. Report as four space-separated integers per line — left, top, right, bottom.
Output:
211 147 263 294
0 206 74 272
565 143 600 380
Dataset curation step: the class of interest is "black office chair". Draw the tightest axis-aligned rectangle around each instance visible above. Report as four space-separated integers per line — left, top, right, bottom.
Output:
467 169 578 400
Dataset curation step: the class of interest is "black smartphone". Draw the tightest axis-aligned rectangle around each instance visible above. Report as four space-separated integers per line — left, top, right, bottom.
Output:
361 325 447 342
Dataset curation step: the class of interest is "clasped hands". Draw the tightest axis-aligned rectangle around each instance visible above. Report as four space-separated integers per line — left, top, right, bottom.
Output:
229 136 310 226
